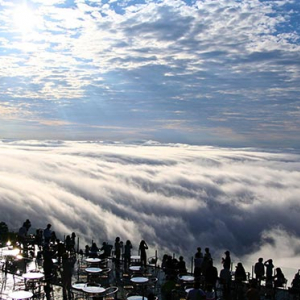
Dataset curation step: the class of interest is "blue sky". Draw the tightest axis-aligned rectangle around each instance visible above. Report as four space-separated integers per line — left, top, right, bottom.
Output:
1 0 300 147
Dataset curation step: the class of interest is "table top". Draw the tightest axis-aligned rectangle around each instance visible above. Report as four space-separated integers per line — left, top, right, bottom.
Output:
179 275 195 282
86 257 101 263
129 266 141 271
82 286 106 294
130 255 140 260
85 267 103 273
2 249 20 256
72 283 87 290
9 290 33 299
127 296 148 300
130 277 149 283
22 272 44 280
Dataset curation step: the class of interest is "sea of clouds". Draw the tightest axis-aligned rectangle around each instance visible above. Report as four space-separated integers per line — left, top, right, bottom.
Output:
1 140 300 280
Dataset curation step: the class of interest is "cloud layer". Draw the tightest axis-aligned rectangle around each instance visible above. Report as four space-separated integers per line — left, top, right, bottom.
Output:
0 0 300 146
1 140 300 279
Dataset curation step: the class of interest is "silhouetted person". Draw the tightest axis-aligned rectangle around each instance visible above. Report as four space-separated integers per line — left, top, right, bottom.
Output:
292 272 300 289
18 222 27 248
100 242 113 258
43 244 55 281
273 267 286 288
195 247 203 259
71 232 76 251
186 281 206 300
24 219 31 232
194 251 203 279
114 236 121 267
235 262 247 283
178 256 187 274
264 259 274 287
220 267 231 299
61 252 74 300
254 258 265 283
50 231 57 243
84 245 90 257
205 260 218 291
89 242 99 258
34 229 43 246
222 250 231 270
124 240 132 270
139 240 148 267
202 247 212 275
44 224 52 244
290 272 300 299
65 235 73 252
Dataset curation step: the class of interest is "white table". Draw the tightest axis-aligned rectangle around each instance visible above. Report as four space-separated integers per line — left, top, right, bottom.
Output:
9 290 33 299
130 277 149 284
131 255 141 261
86 257 101 263
82 286 106 294
130 266 141 271
127 296 148 300
179 275 195 282
85 267 102 273
72 283 87 290
22 272 44 280
2 249 20 257
185 288 193 294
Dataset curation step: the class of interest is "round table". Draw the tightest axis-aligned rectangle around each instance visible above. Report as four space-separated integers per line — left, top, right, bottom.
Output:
85 267 102 273
130 266 141 271
22 272 44 280
72 283 87 290
131 255 141 261
179 275 195 282
82 286 106 294
9 290 33 299
2 249 20 256
130 277 149 284
86 257 101 263
127 296 148 300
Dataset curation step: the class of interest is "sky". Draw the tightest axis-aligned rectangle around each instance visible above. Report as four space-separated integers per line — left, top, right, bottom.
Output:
1 140 300 281
0 0 300 147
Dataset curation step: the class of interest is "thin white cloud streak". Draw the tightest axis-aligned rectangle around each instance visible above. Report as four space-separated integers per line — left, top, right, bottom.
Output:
1 140 300 278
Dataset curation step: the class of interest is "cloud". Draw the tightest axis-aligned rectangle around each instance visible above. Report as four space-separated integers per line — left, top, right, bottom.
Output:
0 1 300 145
1 140 300 280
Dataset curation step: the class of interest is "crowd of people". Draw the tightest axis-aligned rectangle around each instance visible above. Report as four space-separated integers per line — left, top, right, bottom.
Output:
4 219 300 300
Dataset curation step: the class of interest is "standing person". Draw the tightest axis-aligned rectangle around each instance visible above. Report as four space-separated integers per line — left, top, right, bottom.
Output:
60 252 74 300
178 256 187 274
202 247 212 275
114 237 121 268
222 251 231 270
139 240 148 268
254 258 265 283
124 240 132 270
18 222 27 248
235 262 247 282
24 219 31 233
44 224 52 244
205 260 218 292
264 259 274 287
273 268 286 288
194 251 203 279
